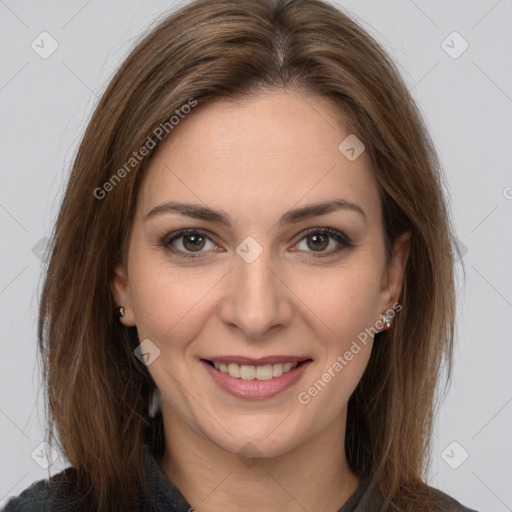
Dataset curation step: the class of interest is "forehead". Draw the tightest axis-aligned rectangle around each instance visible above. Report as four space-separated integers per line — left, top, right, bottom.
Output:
137 90 381 226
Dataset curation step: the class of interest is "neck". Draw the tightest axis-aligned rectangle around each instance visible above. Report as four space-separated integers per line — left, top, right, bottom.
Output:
158 407 360 512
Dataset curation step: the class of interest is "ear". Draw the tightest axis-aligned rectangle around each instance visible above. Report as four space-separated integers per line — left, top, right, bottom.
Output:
378 230 412 312
110 261 136 326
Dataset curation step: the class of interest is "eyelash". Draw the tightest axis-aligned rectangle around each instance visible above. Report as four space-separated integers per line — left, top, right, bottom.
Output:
159 227 355 260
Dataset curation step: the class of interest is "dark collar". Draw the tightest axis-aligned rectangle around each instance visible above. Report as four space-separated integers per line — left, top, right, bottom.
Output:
141 444 194 512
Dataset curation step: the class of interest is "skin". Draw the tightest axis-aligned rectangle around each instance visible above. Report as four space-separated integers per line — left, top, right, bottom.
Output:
111 88 411 512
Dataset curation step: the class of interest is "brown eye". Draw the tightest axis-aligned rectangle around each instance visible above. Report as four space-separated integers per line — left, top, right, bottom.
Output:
306 233 329 251
162 229 218 259
182 233 206 252
295 228 354 258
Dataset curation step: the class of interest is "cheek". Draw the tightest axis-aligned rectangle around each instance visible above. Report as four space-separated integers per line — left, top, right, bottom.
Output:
128 252 223 345
292 261 383 344
293 268 380 416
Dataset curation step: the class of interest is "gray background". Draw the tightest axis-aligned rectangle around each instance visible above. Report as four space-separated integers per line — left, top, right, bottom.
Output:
0 0 511 510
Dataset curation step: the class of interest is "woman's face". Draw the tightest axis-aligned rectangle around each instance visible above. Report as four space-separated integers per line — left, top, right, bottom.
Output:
112 89 409 459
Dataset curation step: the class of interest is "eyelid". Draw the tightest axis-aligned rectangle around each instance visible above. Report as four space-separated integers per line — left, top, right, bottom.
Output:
295 226 353 246
160 226 354 259
160 228 219 259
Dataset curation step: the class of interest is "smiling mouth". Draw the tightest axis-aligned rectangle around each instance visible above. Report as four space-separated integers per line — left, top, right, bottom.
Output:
203 359 312 381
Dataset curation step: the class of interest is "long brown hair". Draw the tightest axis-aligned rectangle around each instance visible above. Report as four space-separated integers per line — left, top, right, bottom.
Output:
39 0 459 510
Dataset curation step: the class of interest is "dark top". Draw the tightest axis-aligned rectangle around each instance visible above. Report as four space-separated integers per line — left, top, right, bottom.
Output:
2 445 478 511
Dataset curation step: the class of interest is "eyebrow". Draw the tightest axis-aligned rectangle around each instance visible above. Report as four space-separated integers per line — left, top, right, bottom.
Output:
144 199 367 227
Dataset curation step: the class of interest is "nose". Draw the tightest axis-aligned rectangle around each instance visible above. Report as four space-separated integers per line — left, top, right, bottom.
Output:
219 247 294 340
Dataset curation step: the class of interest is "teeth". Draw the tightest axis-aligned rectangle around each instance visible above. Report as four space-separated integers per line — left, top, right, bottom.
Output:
240 365 256 380
212 361 299 380
228 363 240 378
255 365 273 381
283 362 294 372
272 363 284 377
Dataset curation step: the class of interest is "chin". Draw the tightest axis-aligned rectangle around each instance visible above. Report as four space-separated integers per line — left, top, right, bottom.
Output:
199 415 308 461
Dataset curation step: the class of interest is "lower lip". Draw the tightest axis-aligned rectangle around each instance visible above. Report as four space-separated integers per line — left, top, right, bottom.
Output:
201 360 312 399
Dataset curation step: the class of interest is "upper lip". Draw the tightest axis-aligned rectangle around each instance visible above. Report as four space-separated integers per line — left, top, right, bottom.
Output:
202 355 311 365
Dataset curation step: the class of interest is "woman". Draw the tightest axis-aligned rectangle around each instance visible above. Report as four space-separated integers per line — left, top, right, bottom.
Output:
3 0 477 511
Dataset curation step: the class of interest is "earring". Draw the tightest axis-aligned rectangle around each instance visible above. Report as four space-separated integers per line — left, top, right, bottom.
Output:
117 306 125 319
380 313 392 328
149 387 161 418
